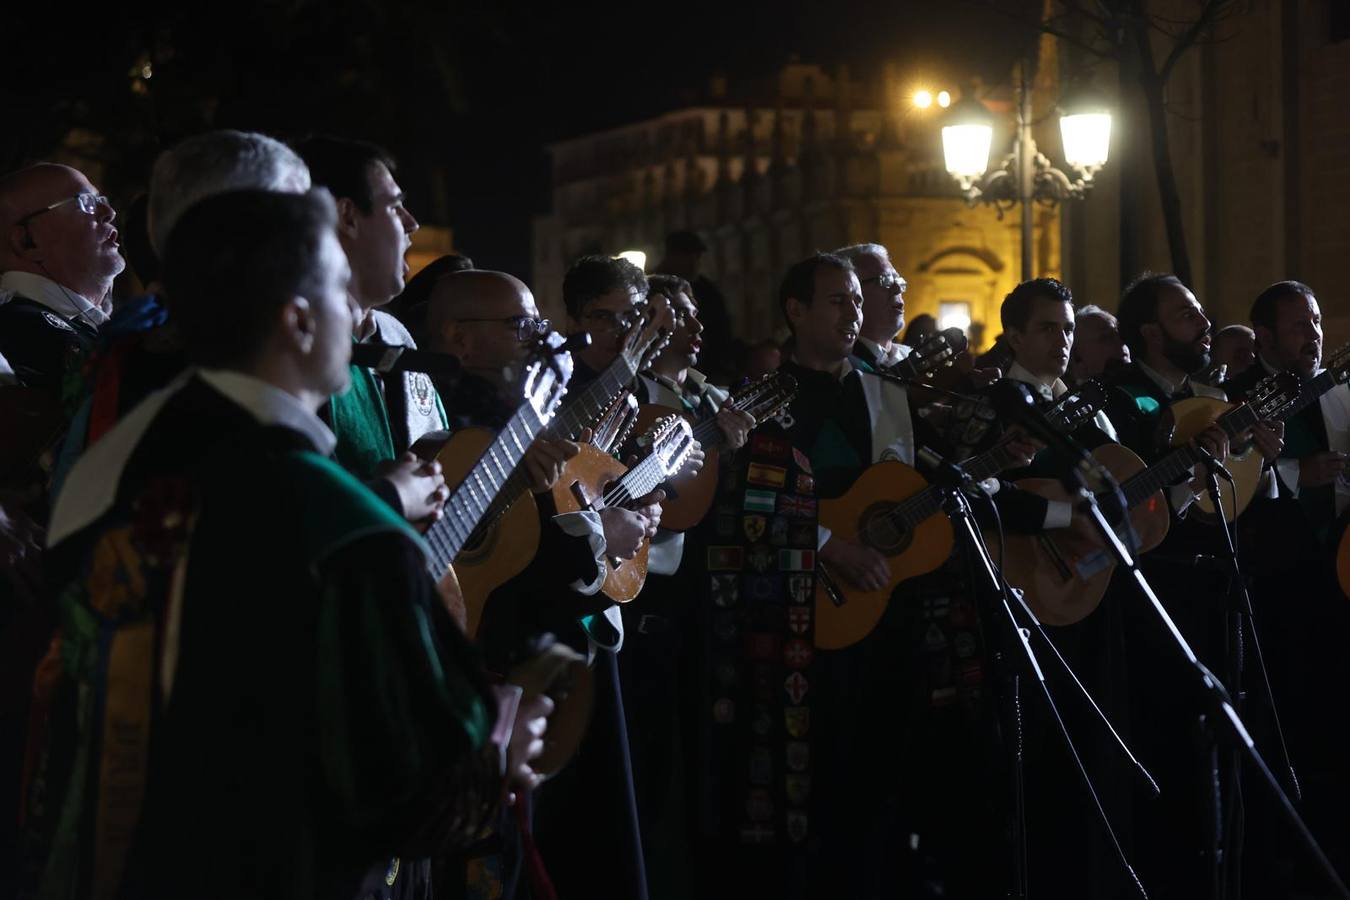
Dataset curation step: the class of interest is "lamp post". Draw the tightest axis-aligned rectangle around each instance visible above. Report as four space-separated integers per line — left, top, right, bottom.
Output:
940 63 1113 281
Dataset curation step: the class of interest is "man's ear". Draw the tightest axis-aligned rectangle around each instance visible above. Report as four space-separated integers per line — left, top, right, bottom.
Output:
1253 324 1274 355
1139 321 1161 351
442 322 470 357
283 296 316 355
8 223 37 260
1005 327 1025 356
784 296 807 330
334 197 361 240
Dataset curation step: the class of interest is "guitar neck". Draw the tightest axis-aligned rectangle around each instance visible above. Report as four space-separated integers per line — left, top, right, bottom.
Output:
1119 400 1252 508
482 353 638 523
610 452 667 508
1278 370 1336 421
425 398 549 575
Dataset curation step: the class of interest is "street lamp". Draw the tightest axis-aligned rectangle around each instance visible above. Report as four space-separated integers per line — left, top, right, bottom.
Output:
940 66 1113 280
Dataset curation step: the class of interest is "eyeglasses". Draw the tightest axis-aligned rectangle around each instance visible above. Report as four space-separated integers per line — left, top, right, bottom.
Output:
17 192 111 226
583 307 641 332
457 315 551 342
861 272 907 293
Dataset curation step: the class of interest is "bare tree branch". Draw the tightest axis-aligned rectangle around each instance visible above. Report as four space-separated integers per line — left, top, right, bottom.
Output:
1159 0 1233 83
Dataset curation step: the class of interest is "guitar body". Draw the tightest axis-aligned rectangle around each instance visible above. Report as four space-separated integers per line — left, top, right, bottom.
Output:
992 444 1166 626
632 404 717 532
436 427 541 638
814 461 955 650
552 444 650 603
1167 396 1264 522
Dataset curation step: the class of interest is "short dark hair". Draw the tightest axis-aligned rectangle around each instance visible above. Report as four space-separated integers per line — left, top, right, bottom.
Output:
1117 272 1186 355
1000 277 1074 331
389 253 476 340
292 135 397 214
163 189 337 368
647 273 693 303
562 255 648 320
665 230 707 255
1249 280 1315 331
777 253 854 335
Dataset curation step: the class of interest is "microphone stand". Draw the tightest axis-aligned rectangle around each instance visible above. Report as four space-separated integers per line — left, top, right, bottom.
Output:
1076 453 1349 900
1192 446 1303 900
920 455 1148 900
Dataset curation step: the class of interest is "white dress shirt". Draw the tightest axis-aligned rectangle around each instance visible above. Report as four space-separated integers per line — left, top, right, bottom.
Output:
0 270 111 329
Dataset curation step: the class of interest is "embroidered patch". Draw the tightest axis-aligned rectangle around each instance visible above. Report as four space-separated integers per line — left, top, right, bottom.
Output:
747 463 788 489
411 373 437 417
42 311 75 332
785 706 810 737
784 671 809 704
744 489 777 513
778 549 814 571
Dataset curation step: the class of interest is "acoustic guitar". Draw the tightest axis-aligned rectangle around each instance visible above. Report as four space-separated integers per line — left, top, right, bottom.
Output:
1003 371 1301 625
426 338 573 628
812 380 1108 649
450 308 672 638
631 372 798 532
552 414 699 602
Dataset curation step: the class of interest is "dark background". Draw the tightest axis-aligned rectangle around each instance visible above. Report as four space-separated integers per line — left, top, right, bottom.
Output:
8 0 1039 279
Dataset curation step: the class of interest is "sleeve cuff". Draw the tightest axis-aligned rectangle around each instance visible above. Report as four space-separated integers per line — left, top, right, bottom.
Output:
1275 459 1301 498
816 525 832 551
553 510 608 595
1043 501 1073 529
487 683 524 777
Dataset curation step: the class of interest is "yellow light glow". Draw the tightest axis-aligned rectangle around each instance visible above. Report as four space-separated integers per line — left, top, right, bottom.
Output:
1060 112 1112 171
937 90 951 108
616 250 647 271
913 90 933 109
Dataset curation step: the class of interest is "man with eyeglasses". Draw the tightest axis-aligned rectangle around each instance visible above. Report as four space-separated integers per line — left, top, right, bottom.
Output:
0 165 123 393
835 242 909 371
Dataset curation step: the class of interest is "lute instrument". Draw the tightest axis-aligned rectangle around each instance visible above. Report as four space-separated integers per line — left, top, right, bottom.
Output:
631 371 798 532
552 413 699 602
450 308 671 637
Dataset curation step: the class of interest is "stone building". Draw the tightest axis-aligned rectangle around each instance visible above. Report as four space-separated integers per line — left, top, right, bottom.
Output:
532 63 1061 352
534 1 1350 352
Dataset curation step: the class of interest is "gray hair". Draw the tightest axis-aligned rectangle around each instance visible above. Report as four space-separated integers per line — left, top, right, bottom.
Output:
833 243 891 265
1075 304 1117 326
148 130 312 254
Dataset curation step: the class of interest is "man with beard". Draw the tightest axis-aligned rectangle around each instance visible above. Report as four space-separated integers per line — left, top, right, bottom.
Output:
1220 287 1350 895
1223 282 1348 537
1103 273 1283 899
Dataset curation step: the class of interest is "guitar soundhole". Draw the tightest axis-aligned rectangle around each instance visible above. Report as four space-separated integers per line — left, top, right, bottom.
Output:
858 502 912 556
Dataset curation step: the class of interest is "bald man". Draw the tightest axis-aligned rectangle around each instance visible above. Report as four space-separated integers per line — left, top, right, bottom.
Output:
422 268 547 424
1209 323 1256 382
0 164 124 392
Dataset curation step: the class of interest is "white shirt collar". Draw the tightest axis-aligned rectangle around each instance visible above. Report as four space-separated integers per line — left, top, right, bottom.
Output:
48 369 335 547
1137 359 1189 397
197 369 336 456
856 336 910 368
0 270 110 327
1006 361 1066 401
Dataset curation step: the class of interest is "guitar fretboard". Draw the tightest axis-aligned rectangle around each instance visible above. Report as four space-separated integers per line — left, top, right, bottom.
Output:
425 398 549 576
478 352 638 527
1119 401 1254 508
1276 370 1339 421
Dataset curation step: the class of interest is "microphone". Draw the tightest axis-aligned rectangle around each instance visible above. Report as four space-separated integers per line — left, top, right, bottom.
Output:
1193 442 1235 484
916 446 981 492
986 380 1116 492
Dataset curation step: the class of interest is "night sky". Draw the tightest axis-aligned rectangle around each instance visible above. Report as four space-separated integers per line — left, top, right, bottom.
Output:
10 0 1040 279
